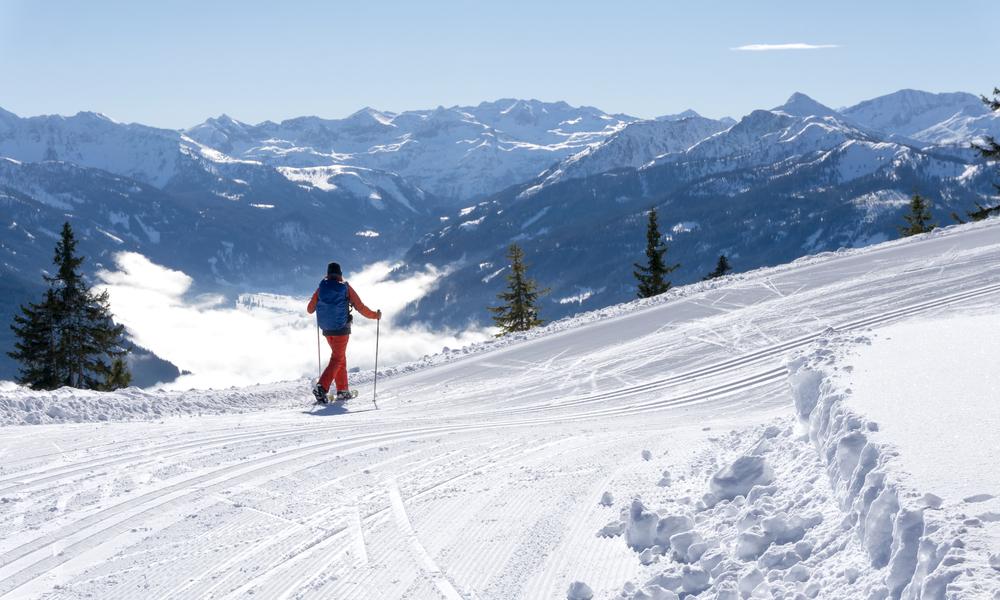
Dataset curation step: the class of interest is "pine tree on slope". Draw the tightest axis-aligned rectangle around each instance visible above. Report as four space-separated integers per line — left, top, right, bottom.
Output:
105 357 132 390
8 288 62 390
704 254 733 280
633 207 679 298
489 243 548 336
958 87 1000 222
899 193 936 237
8 222 131 390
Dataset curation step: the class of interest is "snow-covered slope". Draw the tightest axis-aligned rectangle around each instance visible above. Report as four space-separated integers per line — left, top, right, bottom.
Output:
534 115 733 189
2 219 999 598
659 95 877 171
841 89 1000 144
0 109 214 188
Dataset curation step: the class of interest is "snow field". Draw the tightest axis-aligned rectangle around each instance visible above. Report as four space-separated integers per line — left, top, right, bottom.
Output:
1 219 1000 598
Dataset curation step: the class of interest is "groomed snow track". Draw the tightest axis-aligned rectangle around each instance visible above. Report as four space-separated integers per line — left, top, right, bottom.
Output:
2 220 1000 599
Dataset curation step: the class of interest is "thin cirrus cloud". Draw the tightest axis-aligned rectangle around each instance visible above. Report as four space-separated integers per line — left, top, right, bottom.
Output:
732 43 839 52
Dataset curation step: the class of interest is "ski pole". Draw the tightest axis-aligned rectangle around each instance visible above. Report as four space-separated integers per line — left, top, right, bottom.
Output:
372 317 380 410
316 324 322 381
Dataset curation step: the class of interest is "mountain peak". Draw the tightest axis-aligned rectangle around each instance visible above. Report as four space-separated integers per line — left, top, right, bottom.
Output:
0 106 18 123
843 89 986 117
345 106 395 127
839 89 993 143
74 111 117 124
198 113 251 129
773 93 840 118
656 109 704 122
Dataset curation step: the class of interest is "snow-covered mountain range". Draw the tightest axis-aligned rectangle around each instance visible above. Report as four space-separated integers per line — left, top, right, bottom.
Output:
184 100 637 202
0 89 997 376
393 91 998 328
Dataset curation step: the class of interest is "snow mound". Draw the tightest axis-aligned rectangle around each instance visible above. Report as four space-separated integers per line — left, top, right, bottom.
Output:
610 331 1000 599
566 580 594 599
709 455 775 501
0 380 312 426
626 499 660 550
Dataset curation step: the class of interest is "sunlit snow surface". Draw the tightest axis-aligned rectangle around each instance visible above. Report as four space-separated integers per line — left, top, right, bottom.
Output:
1 220 999 598
843 314 1000 504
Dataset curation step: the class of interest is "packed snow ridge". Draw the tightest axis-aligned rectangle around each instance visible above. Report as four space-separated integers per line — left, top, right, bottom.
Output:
592 330 998 599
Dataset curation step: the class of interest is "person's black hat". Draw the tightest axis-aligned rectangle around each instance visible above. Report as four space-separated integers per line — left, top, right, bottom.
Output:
327 262 342 277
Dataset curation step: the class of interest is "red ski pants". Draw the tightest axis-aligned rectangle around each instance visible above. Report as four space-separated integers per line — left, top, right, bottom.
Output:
319 335 350 392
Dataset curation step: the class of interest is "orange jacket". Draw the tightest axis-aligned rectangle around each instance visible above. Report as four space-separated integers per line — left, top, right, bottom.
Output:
307 279 379 320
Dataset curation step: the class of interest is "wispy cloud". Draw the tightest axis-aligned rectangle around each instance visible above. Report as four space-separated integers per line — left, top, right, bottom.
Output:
732 43 839 52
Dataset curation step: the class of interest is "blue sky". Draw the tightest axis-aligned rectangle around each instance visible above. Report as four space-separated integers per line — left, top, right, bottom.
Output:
1 0 997 128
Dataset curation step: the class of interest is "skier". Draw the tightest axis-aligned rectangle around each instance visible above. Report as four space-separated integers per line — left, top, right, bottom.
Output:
308 262 381 403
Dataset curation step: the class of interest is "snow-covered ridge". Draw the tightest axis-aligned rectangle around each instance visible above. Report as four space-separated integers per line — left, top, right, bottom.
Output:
530 115 733 191
2 89 994 209
519 89 998 200
276 164 424 212
183 98 638 202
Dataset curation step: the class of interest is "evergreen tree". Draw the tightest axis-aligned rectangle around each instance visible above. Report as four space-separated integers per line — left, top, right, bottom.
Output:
633 207 679 298
703 254 732 280
104 358 132 390
489 243 548 335
8 222 131 390
959 87 1000 221
899 193 936 237
8 289 61 390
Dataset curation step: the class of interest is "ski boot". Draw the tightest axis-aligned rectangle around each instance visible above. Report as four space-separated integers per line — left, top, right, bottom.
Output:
312 382 329 404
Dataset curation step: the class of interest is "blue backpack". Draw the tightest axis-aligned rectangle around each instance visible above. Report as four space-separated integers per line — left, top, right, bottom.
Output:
316 278 352 332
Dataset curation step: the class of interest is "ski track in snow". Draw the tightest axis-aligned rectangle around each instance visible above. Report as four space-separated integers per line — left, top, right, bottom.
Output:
1 220 1000 598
